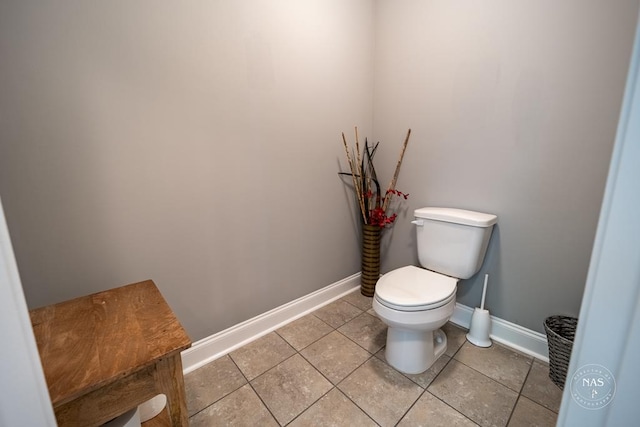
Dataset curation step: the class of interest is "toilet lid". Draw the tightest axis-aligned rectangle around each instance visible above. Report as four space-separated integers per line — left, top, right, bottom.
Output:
375 266 458 311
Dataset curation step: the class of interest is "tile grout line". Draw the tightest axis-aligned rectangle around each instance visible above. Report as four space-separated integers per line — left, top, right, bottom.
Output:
418 391 480 427
238 354 285 426
505 394 525 427
301 320 384 424
331 353 384 427
216 298 366 426
519 360 561 415
254 299 372 426
226 352 282 425
418 346 481 426
277 296 466 426
451 358 529 394
281 384 336 426
220 347 297 426
187 292 557 426
291 297 385 425
187 353 264 422
276 310 382 426
450 344 534 394
186 378 248 421
444 345 536 426
328 304 443 426
393 380 429 425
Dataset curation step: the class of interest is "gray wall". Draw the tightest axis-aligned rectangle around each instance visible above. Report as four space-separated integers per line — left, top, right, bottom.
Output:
0 0 373 341
0 0 637 342
373 0 638 332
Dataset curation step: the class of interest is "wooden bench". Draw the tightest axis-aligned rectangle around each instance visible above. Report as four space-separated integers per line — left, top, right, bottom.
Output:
30 280 191 426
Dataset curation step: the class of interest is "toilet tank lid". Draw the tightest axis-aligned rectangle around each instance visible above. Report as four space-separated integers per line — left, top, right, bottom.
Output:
414 207 497 227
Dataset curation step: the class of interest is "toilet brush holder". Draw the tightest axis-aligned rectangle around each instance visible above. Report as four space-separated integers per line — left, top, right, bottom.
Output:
466 307 492 347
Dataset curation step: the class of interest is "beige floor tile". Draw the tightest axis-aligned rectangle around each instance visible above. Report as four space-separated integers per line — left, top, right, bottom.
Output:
507 396 558 427
341 290 374 311
301 330 371 384
338 312 387 354
251 354 333 425
185 302 564 427
313 300 363 328
428 359 518 427
184 355 247 416
454 342 532 392
229 332 295 380
521 360 562 412
277 314 334 351
289 388 377 427
442 322 468 357
398 391 479 427
338 357 423 427
189 383 278 427
376 349 451 388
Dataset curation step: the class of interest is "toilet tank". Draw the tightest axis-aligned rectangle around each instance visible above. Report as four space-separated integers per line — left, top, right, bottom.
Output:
414 207 497 279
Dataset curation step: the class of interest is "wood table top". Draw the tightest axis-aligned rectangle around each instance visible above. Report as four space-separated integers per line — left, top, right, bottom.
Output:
30 280 191 407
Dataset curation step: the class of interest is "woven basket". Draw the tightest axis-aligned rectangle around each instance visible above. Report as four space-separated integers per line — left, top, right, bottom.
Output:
544 315 578 389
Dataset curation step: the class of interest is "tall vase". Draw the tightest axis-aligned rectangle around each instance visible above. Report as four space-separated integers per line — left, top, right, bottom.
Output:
361 223 381 297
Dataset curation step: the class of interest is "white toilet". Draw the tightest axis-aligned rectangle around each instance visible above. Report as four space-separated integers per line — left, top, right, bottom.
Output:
373 207 497 374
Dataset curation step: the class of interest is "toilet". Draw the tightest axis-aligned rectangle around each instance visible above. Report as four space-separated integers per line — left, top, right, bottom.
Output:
373 207 497 374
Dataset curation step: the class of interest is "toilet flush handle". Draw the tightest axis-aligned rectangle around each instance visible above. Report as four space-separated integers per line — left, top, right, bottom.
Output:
411 219 425 226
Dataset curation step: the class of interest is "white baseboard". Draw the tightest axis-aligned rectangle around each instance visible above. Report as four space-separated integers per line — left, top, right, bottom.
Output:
182 276 550 374
181 273 361 374
450 303 549 362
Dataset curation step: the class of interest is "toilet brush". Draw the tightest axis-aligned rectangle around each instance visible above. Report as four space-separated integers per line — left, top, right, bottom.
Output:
466 273 492 347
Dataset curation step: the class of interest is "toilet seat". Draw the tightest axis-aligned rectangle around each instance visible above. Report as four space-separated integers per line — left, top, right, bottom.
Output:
375 266 458 312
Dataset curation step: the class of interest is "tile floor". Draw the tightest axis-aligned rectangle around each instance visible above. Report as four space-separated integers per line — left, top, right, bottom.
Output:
184 290 563 426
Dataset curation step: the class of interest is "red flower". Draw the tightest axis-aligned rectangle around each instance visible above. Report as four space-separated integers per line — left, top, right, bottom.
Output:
368 206 402 227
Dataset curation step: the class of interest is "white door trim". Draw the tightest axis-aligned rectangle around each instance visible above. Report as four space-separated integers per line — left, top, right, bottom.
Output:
0 197 57 426
557 9 640 425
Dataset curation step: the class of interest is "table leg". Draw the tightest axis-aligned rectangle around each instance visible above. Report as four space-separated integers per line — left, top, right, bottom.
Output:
155 355 189 426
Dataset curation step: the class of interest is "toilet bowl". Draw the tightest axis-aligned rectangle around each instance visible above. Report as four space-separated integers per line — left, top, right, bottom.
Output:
372 207 497 375
373 266 457 374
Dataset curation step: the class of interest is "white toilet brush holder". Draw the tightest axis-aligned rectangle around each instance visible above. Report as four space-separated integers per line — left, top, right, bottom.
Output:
466 274 492 347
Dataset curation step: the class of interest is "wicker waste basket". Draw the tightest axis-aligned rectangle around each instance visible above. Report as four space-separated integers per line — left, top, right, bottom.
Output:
544 315 578 389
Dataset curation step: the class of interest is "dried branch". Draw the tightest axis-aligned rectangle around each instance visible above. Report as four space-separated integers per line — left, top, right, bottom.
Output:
342 132 368 223
382 129 411 212
355 127 362 181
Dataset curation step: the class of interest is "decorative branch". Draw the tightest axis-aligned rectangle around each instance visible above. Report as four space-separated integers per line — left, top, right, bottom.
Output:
340 127 411 227
382 128 411 212
342 132 368 223
355 127 362 182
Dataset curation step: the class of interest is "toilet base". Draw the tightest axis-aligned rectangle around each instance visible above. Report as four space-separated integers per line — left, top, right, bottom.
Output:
385 328 447 374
